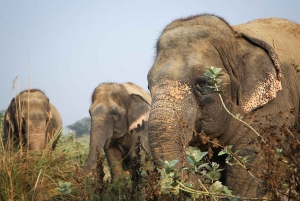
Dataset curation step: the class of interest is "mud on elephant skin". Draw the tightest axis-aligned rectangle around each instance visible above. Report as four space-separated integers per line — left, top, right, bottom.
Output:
147 14 300 198
3 89 62 151
83 82 151 180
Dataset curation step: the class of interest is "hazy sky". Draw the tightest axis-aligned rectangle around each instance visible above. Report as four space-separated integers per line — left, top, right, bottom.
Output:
1 0 300 126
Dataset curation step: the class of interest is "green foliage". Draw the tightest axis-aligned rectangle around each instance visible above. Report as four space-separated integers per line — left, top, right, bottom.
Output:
67 117 91 137
55 181 72 195
204 66 226 93
158 146 235 200
158 160 182 195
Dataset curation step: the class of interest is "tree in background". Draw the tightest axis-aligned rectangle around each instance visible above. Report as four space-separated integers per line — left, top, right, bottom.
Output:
0 110 5 133
67 117 91 137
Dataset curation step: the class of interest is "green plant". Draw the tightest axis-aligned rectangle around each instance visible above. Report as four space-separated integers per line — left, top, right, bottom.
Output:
158 146 235 200
55 181 72 195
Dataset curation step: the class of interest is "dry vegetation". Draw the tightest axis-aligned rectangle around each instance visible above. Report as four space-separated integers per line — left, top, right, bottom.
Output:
0 70 299 200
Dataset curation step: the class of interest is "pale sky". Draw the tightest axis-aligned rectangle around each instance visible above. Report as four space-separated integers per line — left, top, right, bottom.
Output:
1 0 300 126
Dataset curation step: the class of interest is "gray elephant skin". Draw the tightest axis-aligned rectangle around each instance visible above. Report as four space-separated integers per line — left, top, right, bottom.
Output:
83 82 151 180
147 14 300 198
3 89 62 150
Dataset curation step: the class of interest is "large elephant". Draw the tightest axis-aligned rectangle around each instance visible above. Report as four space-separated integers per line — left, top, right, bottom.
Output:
147 14 300 198
83 82 151 180
3 89 62 150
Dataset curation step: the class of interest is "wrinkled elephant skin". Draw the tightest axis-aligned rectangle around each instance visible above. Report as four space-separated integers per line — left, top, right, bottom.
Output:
83 82 151 180
3 89 62 151
147 14 300 198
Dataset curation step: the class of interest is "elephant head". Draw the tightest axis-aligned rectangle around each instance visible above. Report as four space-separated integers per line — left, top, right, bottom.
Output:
83 82 151 180
3 89 62 151
147 14 294 198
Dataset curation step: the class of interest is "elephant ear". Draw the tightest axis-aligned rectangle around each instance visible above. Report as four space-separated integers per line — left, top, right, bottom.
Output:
123 82 151 131
3 98 17 138
237 33 283 113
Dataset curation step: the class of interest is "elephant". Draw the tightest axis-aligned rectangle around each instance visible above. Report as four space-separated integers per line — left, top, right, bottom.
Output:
3 89 62 151
83 82 151 181
147 14 300 198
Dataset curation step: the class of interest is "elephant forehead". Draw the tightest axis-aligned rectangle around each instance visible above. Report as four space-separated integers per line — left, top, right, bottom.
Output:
158 26 209 49
90 98 122 111
152 79 192 99
27 120 46 130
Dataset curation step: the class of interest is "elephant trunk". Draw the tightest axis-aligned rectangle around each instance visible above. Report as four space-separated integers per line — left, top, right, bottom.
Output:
148 80 198 169
83 117 113 171
149 108 190 167
27 123 47 150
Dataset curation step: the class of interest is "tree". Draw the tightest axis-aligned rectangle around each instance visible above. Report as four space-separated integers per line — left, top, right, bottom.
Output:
67 117 91 137
0 110 5 133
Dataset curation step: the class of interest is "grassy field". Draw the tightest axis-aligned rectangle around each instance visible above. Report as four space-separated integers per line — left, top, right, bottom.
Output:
0 122 300 200
0 130 160 201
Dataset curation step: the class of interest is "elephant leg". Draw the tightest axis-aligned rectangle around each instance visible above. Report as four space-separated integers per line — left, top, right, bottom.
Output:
105 147 124 180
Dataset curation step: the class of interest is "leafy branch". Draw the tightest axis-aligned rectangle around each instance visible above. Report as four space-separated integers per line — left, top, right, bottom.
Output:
158 147 236 200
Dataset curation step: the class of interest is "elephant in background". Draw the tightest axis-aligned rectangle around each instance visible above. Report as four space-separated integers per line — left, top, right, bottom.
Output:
83 82 151 180
147 14 300 198
3 89 62 150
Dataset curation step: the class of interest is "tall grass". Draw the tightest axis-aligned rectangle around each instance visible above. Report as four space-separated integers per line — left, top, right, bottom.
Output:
0 129 91 201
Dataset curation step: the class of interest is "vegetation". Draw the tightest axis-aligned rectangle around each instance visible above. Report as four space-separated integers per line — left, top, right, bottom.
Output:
67 117 91 137
0 110 5 133
0 68 299 200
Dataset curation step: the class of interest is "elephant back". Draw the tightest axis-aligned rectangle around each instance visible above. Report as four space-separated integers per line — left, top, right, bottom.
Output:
234 18 300 67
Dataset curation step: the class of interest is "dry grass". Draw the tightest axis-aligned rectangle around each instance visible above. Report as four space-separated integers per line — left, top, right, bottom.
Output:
0 129 90 201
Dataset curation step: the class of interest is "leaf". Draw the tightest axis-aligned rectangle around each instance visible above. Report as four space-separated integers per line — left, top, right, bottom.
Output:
160 176 173 194
171 184 180 195
222 185 232 196
241 155 250 163
212 67 223 75
211 162 219 170
62 189 71 195
197 163 210 170
204 71 214 78
209 181 223 195
187 156 195 166
235 113 243 120
64 182 71 188
216 78 223 84
206 170 222 181
195 151 208 162
164 160 178 174
169 160 178 169
218 149 228 156
208 68 216 75
215 73 225 78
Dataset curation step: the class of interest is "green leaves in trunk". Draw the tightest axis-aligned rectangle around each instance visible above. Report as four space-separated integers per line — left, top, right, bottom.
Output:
158 160 183 195
186 146 208 167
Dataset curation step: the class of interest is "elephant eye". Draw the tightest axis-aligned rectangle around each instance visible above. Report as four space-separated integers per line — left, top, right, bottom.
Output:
195 76 213 95
111 109 119 121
